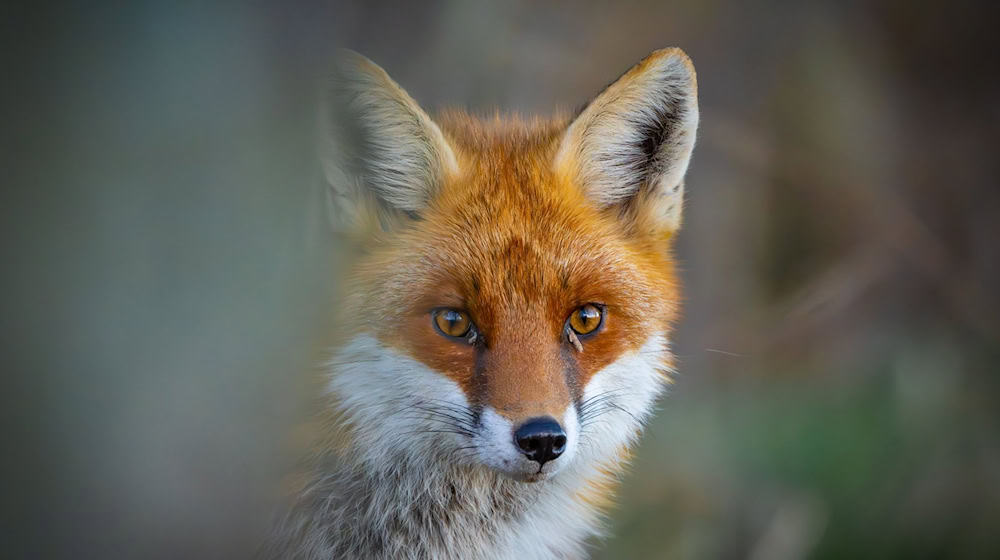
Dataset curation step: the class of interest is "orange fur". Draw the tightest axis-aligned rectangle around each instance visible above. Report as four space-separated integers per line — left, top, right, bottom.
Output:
342 111 680 425
263 48 699 560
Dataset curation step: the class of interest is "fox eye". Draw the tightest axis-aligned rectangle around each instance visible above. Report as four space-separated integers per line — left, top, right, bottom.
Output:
568 304 604 336
433 308 473 339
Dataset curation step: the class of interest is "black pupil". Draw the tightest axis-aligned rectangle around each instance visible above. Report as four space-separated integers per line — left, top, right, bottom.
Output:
579 306 598 326
443 311 463 333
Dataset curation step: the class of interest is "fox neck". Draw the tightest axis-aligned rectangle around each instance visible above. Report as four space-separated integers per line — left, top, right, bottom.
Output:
265 332 669 559
276 446 594 560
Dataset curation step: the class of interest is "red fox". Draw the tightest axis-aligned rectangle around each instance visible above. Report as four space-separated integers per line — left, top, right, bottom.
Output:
263 47 698 559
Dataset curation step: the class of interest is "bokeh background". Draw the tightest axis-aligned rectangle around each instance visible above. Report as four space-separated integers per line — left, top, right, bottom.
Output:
5 2 999 558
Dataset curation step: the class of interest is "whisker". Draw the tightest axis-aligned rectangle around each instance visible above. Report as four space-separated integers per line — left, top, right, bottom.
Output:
406 399 479 420
406 407 479 429
576 387 643 432
400 415 474 427
397 415 477 432
401 428 474 438
603 402 640 423
412 403 478 423
326 358 384 367
704 347 744 357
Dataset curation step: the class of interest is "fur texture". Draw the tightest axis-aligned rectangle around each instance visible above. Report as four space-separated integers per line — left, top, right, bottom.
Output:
262 47 698 559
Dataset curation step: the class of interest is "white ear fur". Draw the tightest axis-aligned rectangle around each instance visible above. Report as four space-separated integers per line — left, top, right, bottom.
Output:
555 48 698 232
322 50 458 229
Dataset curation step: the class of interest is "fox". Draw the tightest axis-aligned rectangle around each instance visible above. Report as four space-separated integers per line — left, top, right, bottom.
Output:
261 46 699 559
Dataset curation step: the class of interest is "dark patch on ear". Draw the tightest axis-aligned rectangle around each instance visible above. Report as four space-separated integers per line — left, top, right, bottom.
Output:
577 93 682 199
632 96 679 189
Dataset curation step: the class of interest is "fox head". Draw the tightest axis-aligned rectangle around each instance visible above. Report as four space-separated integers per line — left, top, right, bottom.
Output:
322 49 697 485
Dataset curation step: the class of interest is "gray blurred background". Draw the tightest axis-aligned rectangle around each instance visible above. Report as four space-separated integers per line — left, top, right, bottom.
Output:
4 1 999 558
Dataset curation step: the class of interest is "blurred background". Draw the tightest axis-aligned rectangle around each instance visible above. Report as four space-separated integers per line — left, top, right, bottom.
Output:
4 1 999 558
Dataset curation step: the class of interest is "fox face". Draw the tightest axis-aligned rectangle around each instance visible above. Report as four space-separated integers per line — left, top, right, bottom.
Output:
324 49 697 485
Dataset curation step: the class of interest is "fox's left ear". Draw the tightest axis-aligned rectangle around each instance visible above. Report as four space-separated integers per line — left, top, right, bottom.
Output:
555 48 698 235
321 50 458 234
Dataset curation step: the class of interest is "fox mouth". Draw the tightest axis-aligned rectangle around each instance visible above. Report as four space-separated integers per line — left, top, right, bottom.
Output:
523 462 558 483
492 461 560 483
493 454 562 482
521 472 551 483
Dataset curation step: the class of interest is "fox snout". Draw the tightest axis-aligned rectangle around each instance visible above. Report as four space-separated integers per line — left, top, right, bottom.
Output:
513 417 567 466
468 328 582 479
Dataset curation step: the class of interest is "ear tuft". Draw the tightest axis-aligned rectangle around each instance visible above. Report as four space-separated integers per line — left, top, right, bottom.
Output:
556 48 699 233
322 50 457 231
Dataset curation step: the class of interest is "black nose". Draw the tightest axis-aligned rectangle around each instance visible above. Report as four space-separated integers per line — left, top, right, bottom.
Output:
514 417 567 465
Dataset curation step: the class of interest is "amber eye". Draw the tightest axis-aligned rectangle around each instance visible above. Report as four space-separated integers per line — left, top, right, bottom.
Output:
568 304 604 336
433 309 472 338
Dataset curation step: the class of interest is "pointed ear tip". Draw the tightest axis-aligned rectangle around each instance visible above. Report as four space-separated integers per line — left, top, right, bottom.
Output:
648 47 694 65
334 48 367 63
646 47 697 82
333 48 382 78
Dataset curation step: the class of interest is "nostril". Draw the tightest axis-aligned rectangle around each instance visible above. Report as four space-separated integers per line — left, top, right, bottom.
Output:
513 417 568 466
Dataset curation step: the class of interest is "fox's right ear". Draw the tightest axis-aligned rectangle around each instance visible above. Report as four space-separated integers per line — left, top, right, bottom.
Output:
555 48 698 236
321 50 458 233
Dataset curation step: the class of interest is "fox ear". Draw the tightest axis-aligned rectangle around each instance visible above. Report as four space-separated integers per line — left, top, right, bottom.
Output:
555 48 698 234
322 50 458 231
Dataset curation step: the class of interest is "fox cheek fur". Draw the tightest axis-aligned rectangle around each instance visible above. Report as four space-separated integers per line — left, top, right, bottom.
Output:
264 47 698 559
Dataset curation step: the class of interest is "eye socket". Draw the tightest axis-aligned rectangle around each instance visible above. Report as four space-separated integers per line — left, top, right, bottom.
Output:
433 308 473 339
568 304 604 336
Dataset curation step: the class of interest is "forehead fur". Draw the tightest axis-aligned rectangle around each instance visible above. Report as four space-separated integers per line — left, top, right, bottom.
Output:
350 112 679 335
